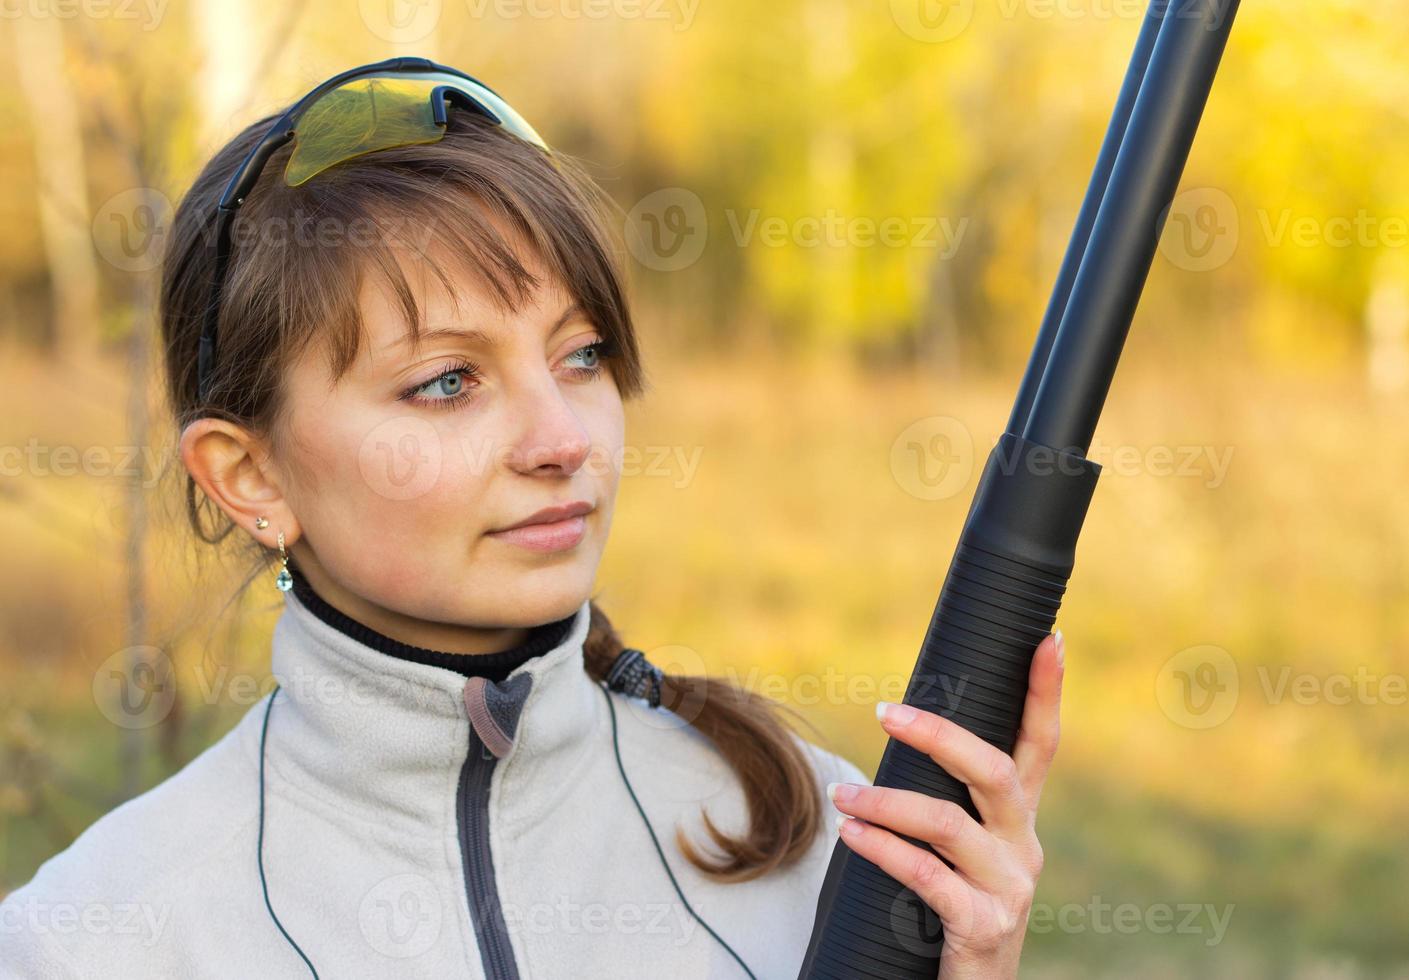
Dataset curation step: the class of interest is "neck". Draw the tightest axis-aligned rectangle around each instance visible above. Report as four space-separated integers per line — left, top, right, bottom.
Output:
288 569 577 682
290 558 535 654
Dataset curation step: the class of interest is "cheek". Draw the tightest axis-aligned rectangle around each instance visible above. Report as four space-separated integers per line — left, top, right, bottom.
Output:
285 410 491 591
584 385 627 497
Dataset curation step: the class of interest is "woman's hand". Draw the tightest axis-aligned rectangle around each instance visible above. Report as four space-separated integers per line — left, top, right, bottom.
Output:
827 629 1065 980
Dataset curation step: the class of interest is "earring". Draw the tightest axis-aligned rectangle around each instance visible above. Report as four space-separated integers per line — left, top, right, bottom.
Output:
254 516 269 530
275 531 293 592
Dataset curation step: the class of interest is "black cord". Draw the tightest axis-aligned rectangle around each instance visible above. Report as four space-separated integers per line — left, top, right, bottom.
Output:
597 681 757 980
258 685 320 978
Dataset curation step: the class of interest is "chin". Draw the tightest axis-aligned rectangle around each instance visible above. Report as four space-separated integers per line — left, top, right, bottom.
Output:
479 562 598 627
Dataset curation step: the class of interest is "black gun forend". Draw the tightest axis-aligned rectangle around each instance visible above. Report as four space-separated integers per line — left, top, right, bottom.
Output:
797 435 1099 978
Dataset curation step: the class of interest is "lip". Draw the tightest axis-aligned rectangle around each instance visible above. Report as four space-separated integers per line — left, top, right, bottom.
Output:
487 500 594 553
491 500 594 532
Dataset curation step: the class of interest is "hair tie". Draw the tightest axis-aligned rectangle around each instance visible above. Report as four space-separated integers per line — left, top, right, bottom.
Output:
605 647 663 708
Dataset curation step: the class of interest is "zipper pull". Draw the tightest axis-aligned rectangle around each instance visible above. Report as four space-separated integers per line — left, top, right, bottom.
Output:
463 676 515 759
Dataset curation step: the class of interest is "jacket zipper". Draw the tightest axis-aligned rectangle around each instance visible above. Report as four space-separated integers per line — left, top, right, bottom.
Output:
457 719 521 980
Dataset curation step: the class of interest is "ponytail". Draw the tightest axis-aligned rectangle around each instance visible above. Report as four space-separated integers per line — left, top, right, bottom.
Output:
581 601 825 883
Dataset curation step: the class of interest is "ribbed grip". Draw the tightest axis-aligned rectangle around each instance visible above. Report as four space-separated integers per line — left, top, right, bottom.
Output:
892 539 1071 783
798 434 1101 978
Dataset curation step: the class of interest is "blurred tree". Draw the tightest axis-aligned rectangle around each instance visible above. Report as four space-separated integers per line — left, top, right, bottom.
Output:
12 17 99 357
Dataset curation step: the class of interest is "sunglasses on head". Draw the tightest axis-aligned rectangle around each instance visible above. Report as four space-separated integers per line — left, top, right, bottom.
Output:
195 57 551 403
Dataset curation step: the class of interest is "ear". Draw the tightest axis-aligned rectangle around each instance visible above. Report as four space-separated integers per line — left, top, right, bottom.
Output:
179 418 298 548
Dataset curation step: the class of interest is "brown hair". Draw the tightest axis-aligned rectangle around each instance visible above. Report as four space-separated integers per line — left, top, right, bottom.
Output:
159 104 823 882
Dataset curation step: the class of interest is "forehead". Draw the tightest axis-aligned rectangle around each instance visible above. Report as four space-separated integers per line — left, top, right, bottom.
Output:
357 235 575 354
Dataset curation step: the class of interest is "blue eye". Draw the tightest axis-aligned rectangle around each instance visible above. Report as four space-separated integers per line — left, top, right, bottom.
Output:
564 341 609 376
401 360 479 407
568 345 598 368
422 372 464 398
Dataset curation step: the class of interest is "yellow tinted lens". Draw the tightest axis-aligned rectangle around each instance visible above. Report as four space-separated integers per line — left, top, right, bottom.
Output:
285 77 444 186
284 73 549 187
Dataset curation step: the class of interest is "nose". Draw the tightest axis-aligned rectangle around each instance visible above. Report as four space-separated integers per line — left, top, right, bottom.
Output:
501 373 592 476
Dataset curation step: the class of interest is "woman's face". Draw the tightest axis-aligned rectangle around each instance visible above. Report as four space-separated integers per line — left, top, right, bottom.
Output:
265 241 624 641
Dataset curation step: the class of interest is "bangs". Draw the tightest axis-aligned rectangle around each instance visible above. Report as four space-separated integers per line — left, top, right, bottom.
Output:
338 189 556 374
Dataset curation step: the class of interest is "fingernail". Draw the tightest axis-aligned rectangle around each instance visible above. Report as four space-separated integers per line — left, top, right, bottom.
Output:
827 781 860 803
1054 629 1065 668
836 814 862 838
876 701 917 726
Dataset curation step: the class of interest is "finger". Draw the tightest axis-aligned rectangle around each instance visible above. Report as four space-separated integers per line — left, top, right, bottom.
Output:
876 700 1029 838
834 815 978 931
828 782 1019 892
1013 629 1064 809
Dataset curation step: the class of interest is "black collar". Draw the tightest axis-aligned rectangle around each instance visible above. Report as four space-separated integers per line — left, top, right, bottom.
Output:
288 570 577 682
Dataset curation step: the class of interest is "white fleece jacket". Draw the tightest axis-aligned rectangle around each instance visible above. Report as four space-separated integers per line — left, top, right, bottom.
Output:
0 592 870 979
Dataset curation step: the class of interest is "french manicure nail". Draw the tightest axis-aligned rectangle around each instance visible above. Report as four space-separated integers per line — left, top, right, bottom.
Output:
837 814 862 837
1054 629 1065 667
827 781 859 803
876 701 917 726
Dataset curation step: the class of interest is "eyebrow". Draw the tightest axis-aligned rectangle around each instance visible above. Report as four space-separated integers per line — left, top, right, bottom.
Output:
387 304 586 353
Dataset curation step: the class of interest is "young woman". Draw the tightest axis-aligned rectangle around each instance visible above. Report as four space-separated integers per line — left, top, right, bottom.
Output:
0 61 1065 979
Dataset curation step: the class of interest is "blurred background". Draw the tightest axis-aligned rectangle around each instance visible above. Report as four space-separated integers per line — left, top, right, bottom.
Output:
2 1 1407 976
